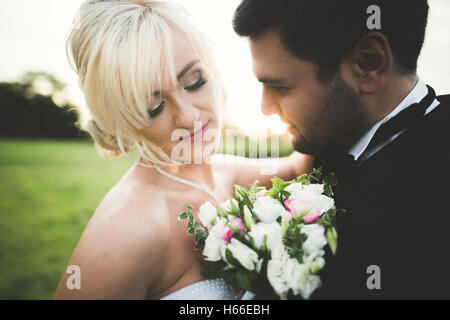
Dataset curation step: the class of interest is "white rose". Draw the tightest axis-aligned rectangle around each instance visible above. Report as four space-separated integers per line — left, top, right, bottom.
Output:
301 224 327 260
248 221 283 251
198 201 218 229
256 188 269 197
292 273 322 299
285 258 309 292
312 194 334 214
267 244 290 299
270 243 288 261
267 260 290 299
285 182 323 195
224 238 260 271
287 183 335 214
285 257 322 299
203 218 227 261
253 196 291 224
268 243 323 299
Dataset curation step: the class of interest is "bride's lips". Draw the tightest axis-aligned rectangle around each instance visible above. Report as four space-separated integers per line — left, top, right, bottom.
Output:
182 122 210 142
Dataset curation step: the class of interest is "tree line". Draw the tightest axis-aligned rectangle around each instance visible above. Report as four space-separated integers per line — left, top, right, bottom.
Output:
0 72 88 139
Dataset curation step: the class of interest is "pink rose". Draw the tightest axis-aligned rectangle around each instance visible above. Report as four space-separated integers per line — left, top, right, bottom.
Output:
284 199 321 224
217 216 246 243
217 226 233 243
229 216 246 232
303 210 321 224
284 199 310 216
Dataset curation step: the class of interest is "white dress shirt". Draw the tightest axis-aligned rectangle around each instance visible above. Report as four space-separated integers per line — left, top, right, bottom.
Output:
348 78 440 161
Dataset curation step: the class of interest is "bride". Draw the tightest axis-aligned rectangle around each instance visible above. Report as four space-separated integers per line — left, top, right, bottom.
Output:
54 0 313 300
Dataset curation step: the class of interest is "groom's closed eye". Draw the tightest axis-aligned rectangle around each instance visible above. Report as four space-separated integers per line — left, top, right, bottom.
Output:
266 84 289 92
258 77 286 85
258 77 289 91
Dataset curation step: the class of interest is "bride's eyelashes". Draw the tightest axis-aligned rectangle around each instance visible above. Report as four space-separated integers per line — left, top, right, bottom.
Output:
148 71 208 119
148 100 166 118
184 70 207 91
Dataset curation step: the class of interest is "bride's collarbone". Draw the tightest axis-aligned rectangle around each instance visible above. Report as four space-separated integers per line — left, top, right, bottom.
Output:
157 167 234 207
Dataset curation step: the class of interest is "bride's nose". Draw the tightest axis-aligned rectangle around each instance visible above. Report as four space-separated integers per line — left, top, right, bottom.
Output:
173 95 201 129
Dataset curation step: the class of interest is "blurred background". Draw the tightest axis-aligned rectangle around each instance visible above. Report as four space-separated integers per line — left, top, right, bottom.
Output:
0 0 449 299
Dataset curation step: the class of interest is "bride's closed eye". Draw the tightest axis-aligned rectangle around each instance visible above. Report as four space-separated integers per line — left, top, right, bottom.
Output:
184 70 207 91
148 100 165 118
148 70 208 119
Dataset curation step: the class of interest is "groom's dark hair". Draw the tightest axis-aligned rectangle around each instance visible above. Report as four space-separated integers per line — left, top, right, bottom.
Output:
233 0 429 82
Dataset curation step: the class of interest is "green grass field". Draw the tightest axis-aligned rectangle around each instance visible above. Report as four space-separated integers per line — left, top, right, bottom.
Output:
0 139 135 299
0 138 292 299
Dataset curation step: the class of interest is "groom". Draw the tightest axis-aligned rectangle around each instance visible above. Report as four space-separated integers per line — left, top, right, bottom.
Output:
233 0 450 299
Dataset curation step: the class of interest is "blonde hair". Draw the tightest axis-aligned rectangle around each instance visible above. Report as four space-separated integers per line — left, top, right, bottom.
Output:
66 0 223 166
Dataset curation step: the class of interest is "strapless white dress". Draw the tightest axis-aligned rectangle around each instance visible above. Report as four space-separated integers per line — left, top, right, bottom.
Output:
160 278 254 300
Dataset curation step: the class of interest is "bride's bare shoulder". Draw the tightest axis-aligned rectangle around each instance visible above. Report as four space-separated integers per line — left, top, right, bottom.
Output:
54 174 171 299
97 172 168 216
90 170 171 233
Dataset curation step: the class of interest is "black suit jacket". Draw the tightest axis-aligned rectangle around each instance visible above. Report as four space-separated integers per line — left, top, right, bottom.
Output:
312 93 450 299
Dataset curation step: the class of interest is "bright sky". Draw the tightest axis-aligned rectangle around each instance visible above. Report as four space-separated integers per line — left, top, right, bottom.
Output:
1 0 449 137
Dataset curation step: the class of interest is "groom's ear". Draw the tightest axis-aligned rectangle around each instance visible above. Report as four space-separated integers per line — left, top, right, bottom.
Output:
342 32 393 95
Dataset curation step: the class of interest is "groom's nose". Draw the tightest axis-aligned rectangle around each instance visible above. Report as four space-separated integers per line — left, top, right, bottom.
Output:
261 86 280 116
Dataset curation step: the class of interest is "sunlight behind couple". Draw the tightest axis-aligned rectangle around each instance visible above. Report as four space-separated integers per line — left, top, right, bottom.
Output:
0 0 448 138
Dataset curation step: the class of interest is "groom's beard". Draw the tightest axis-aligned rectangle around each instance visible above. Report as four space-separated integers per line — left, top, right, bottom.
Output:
292 75 372 157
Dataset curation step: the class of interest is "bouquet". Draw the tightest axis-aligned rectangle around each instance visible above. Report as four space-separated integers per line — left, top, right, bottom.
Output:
179 167 345 300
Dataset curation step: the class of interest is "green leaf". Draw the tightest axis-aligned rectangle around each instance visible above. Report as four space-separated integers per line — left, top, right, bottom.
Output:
193 221 202 229
194 224 207 250
262 234 268 252
187 210 194 222
323 184 333 197
182 203 193 210
323 172 338 186
178 212 188 221
290 248 304 264
236 269 253 291
199 259 227 279
295 174 309 184
225 248 240 267
309 167 324 184
194 228 205 241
